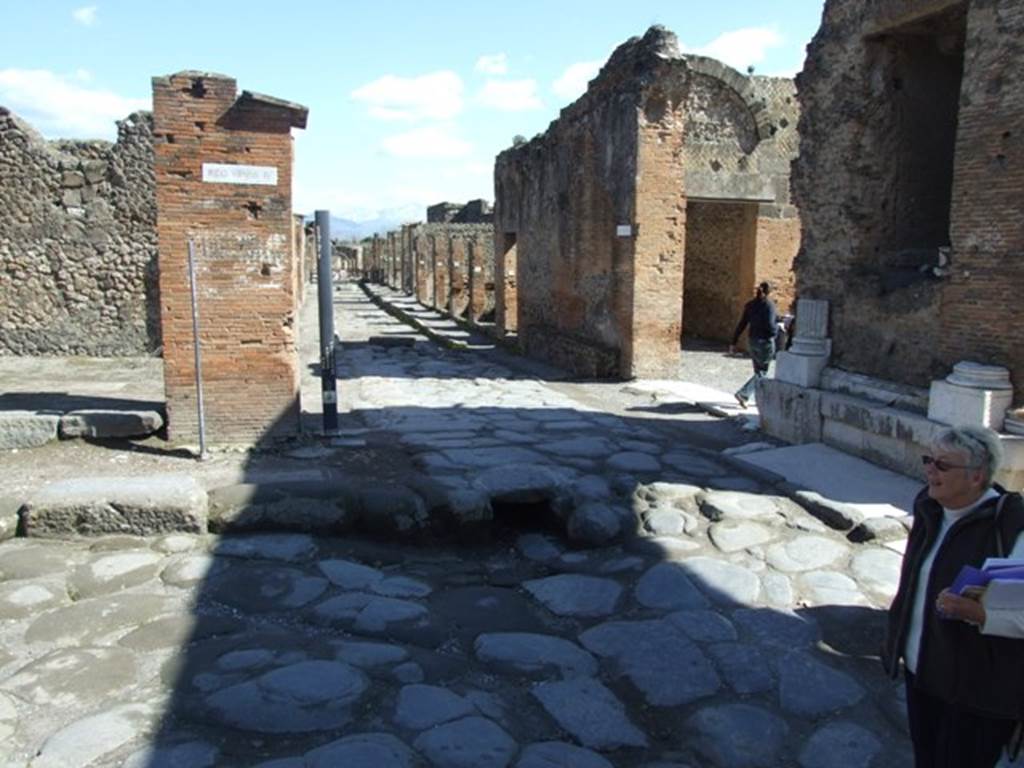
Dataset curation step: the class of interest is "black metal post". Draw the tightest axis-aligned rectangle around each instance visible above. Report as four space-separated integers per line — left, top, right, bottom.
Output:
314 210 338 432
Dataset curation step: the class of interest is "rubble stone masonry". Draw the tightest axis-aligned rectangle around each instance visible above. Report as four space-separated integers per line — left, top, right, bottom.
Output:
0 108 158 356
794 0 1024 400
153 71 307 443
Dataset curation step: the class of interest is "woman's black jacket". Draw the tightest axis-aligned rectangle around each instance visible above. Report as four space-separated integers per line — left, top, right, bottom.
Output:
882 485 1024 720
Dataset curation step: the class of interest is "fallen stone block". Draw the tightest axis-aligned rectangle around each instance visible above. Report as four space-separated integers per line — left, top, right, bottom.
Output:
0 410 59 450
20 475 208 538
208 481 358 534
59 409 164 439
785 486 864 531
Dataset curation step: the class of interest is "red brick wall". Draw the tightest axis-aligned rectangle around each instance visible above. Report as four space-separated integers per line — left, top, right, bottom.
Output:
433 236 451 311
449 236 469 317
153 72 303 443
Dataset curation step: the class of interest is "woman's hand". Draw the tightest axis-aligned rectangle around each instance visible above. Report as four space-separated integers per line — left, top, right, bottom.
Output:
936 588 986 627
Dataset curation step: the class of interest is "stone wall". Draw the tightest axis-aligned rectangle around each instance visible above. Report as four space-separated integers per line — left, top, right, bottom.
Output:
0 107 159 356
494 26 800 379
794 0 1024 400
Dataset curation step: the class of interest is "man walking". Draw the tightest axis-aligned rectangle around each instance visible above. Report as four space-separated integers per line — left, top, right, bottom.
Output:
729 281 778 408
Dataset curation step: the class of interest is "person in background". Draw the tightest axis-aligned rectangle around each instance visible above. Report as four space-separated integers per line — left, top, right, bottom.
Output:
882 425 1024 767
729 281 777 408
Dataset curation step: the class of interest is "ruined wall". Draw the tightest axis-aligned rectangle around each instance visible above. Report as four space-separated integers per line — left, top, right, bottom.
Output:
153 71 306 443
0 107 159 356
495 27 799 378
468 238 496 323
793 0 1022 392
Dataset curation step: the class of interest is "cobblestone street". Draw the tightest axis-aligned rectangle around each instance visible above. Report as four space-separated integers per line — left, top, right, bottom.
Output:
0 283 927 768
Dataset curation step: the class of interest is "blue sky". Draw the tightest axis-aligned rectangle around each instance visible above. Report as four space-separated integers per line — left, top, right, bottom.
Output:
1 1 826 222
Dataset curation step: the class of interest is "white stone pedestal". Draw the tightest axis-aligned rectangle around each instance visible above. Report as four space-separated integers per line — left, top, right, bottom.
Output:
927 362 1013 429
777 347 831 388
776 299 831 388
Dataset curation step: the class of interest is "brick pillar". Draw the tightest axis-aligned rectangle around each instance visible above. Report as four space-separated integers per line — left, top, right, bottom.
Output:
153 71 308 443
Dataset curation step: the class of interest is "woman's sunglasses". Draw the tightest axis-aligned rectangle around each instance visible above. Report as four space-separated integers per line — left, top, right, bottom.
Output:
921 455 978 473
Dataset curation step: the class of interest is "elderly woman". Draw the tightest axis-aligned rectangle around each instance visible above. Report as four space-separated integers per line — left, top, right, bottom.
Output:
884 425 1024 767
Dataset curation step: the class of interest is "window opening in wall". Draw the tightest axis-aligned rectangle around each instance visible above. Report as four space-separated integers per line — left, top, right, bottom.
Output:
189 78 207 98
866 4 966 270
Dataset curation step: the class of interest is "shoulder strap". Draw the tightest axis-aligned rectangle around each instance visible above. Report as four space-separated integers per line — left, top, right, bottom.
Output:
994 494 1008 557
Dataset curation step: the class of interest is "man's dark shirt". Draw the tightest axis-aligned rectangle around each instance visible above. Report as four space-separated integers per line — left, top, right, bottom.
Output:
732 296 778 345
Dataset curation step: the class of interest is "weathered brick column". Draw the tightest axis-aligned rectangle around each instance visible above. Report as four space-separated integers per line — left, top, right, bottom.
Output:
152 71 308 444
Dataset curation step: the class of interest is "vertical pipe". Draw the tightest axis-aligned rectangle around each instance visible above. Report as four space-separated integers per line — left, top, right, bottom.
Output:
314 210 338 432
187 240 209 460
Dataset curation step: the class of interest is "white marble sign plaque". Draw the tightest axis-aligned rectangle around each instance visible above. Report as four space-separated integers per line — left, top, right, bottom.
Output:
616 224 633 237
202 163 278 186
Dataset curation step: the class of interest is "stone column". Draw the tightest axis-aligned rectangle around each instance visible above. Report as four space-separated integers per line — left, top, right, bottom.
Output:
775 298 831 388
928 362 1013 429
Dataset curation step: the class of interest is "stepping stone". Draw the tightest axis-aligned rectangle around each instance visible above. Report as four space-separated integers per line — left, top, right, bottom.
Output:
206 566 328 612
777 652 865 717
607 452 661 472
394 684 477 731
579 619 719 706
643 508 697 537
686 703 788 768
474 464 573 504
312 593 429 634
791 489 864 531
765 535 849 572
474 632 598 680
849 548 902 599
0 410 59 449
706 643 775 694
731 608 820 649
708 521 777 553
634 563 709 610
207 481 356 535
798 721 882 768
516 742 613 768
523 575 622 617
69 550 164 598
674 557 761 607
303 733 419 768
412 716 518 768
216 534 317 563
532 678 647 750
359 487 430 535
798 571 870 607
59 409 163 439
204 660 368 733
20 475 207 537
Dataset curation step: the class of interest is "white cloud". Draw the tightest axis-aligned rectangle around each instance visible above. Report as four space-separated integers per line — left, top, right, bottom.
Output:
73 68 93 82
351 71 463 121
380 125 473 159
477 79 542 112
0 69 148 139
684 27 784 73
72 5 98 26
552 60 602 101
475 53 508 76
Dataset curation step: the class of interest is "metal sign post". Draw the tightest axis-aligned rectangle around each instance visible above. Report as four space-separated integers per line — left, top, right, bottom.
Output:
186 240 209 460
314 210 338 433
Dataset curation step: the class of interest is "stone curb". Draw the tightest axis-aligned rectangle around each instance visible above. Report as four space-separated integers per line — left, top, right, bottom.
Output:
359 282 469 351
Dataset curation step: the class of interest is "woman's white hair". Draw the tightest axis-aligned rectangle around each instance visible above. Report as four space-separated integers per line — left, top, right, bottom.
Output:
933 425 1003 486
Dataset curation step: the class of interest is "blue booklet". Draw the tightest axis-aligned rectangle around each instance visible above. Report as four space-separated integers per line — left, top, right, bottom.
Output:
951 565 1024 595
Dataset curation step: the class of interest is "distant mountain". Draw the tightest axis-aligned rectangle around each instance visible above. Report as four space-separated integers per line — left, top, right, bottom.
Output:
303 206 424 242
